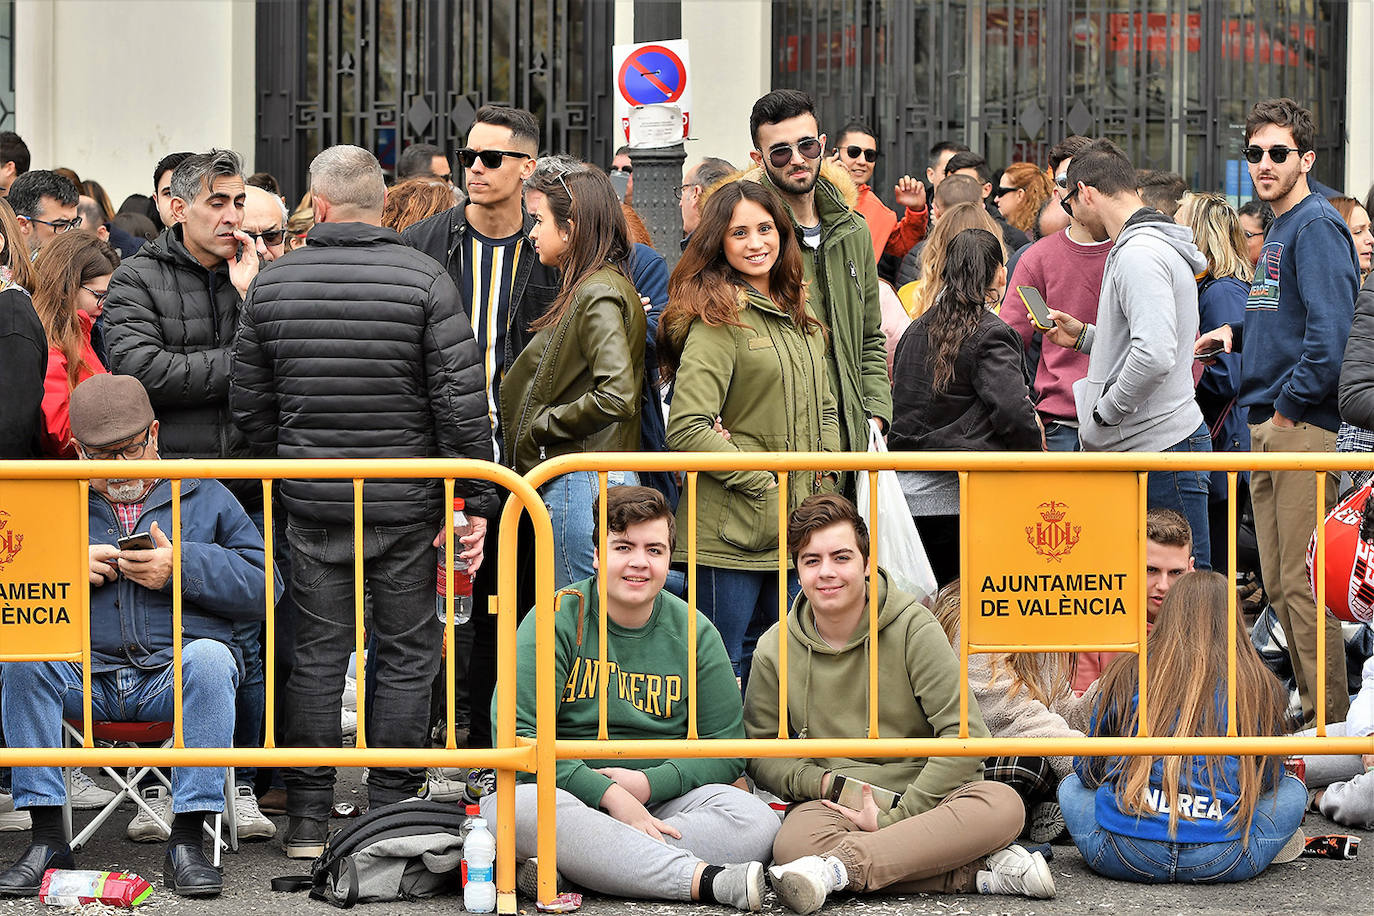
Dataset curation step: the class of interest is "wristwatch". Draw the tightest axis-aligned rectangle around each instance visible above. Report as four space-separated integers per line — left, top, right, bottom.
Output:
1092 405 1119 427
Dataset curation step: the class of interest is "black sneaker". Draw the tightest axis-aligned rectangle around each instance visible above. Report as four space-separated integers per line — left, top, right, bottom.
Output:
282 816 328 860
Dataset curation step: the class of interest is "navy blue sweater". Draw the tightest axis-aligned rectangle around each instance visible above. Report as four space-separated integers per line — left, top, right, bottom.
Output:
1239 192 1359 431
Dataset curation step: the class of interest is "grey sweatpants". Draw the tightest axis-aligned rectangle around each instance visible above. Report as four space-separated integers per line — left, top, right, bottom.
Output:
1297 722 1374 828
480 783 778 900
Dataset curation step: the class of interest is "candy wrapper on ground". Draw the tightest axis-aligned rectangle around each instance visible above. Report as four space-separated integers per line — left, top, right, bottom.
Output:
535 891 582 912
39 868 153 907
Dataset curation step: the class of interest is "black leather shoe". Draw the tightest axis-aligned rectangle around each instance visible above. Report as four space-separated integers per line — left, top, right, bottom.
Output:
0 842 75 896
162 843 222 897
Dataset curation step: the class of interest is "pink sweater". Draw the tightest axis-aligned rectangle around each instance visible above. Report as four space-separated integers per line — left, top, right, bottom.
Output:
1002 229 1113 423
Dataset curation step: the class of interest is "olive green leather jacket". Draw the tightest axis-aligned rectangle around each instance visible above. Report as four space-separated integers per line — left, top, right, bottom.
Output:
665 286 840 569
499 266 645 474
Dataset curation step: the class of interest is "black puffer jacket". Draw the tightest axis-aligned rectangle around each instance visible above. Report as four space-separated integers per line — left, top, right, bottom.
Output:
1339 273 1374 429
230 222 497 525
104 226 249 464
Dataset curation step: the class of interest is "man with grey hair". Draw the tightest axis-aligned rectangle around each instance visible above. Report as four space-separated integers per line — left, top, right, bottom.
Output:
232 144 497 859
103 149 277 842
242 185 288 262
680 156 736 246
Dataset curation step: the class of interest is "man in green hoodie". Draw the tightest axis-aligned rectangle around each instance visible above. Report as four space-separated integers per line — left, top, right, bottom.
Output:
747 90 892 455
483 486 776 910
744 495 1055 913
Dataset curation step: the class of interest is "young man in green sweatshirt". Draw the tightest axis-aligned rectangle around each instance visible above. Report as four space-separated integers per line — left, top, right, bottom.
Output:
482 486 776 909
744 494 1055 913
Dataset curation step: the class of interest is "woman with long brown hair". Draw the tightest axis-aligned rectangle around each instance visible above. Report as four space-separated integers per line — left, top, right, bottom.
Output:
381 177 455 232
0 197 36 292
659 179 838 680
901 201 1003 318
499 164 643 589
1060 570 1305 882
889 228 1041 586
34 231 121 456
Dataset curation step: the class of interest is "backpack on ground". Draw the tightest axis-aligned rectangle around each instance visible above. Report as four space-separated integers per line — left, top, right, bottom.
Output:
271 800 467 907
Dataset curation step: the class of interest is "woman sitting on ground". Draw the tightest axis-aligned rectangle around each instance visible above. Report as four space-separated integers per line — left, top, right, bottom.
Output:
930 581 1095 844
1060 570 1306 883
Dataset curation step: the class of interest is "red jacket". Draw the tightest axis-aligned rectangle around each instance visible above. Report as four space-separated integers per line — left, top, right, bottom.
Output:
854 185 928 263
41 310 106 457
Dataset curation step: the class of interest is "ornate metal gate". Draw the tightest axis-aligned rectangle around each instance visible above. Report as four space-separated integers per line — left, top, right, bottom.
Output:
772 0 1347 195
256 0 615 202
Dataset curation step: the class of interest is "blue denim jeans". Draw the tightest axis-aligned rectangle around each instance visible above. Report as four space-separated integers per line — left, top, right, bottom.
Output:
541 470 636 591
1058 773 1305 883
1 639 239 813
1146 422 1213 570
694 566 800 685
1043 420 1080 453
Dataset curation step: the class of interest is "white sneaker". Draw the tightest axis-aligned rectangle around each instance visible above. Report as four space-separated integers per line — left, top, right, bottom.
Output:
767 855 848 915
342 675 357 712
67 769 116 810
976 845 1055 899
126 785 172 842
341 707 358 739
0 792 31 832
232 784 277 840
426 768 469 803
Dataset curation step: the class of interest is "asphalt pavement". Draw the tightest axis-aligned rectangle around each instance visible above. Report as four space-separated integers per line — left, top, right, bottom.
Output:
0 769 1368 916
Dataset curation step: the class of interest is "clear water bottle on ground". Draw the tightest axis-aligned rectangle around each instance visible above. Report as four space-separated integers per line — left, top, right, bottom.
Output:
460 803 481 845
436 497 473 625
462 815 496 912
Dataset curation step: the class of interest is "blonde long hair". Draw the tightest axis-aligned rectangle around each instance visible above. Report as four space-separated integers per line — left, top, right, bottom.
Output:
1178 192 1254 284
999 162 1053 235
1092 571 1287 843
930 581 1073 707
913 202 1004 318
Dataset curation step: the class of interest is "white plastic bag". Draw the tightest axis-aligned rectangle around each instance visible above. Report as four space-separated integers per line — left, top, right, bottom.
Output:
855 421 939 603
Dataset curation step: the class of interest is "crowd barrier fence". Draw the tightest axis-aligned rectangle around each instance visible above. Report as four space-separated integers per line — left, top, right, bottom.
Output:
2 452 1374 911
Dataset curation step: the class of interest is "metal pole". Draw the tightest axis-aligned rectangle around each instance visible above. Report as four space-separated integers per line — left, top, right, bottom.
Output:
628 142 688 269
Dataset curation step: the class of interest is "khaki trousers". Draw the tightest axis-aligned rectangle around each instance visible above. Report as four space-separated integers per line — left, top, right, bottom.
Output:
1249 418 1349 725
771 780 1023 893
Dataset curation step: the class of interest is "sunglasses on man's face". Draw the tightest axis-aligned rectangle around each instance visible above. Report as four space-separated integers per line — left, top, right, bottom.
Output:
841 145 879 163
1241 145 1300 165
244 228 286 246
766 137 823 169
457 147 533 170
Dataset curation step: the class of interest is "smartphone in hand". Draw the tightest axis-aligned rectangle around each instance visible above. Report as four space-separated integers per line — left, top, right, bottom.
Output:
116 532 156 551
827 774 901 811
1018 286 1054 331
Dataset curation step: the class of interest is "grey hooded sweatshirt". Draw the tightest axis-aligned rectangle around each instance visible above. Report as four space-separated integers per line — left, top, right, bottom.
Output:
1073 208 1207 452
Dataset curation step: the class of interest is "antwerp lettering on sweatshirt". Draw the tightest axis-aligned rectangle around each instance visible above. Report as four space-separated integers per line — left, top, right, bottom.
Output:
1142 787 1224 821
561 655 683 719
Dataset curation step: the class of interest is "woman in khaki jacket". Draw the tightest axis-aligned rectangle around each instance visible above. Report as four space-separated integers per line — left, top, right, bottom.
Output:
660 179 839 683
500 164 644 588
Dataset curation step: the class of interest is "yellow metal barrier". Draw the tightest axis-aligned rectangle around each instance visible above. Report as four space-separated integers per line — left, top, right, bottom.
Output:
5 450 1374 911
0 458 544 915
516 451 1374 905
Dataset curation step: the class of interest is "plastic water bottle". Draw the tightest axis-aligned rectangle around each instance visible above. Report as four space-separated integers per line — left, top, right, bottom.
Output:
459 803 481 844
462 815 496 912
436 497 473 625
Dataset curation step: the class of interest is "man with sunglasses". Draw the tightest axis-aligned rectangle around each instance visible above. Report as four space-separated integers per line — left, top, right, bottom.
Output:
832 120 927 270
403 106 560 766
747 90 891 456
8 170 80 256
1195 98 1358 728
0 374 274 899
242 185 288 262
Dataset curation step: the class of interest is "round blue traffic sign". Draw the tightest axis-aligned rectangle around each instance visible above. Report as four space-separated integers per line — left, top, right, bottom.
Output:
617 45 687 107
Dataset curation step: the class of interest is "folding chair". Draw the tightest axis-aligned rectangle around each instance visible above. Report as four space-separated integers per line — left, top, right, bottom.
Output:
61 720 238 866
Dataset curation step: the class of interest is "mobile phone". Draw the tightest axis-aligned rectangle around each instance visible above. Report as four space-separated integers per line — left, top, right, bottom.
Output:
827 774 900 812
1194 345 1226 360
1018 286 1053 331
117 532 156 551
608 170 630 202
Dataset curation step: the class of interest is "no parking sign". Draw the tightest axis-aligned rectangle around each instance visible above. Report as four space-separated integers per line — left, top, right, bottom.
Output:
612 39 691 145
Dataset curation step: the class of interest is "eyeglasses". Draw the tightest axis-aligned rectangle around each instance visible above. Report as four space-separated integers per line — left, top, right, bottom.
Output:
456 147 533 170
1243 229 1265 239
611 165 633 175
765 137 824 169
244 228 286 246
1053 172 1069 189
1241 145 1301 165
993 185 1022 199
1060 184 1079 220
23 215 82 232
79 428 152 461
81 285 110 305
841 145 879 163
673 183 701 201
